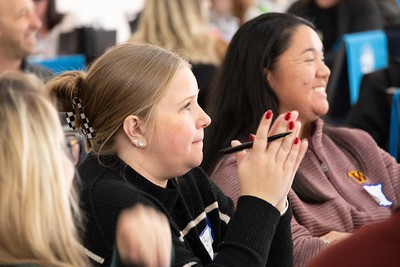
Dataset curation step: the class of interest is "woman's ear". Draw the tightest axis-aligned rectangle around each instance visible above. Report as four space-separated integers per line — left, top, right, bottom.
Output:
122 115 147 148
264 67 276 90
264 67 272 84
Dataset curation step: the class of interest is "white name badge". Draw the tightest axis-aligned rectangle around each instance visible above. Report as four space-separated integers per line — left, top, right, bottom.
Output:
199 219 214 260
363 183 393 207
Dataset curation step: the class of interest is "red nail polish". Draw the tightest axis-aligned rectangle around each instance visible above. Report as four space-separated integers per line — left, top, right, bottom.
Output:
249 133 256 141
265 110 272 120
289 121 295 130
294 137 300 145
285 112 291 121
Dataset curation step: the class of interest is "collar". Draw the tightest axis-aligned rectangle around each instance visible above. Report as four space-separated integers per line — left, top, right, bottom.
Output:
98 154 180 212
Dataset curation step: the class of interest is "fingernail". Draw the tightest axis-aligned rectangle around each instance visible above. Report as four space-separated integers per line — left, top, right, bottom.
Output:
288 121 295 130
285 112 291 121
265 110 272 120
249 133 256 141
294 137 300 145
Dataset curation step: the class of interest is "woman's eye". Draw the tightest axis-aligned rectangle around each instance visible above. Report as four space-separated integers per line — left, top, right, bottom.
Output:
184 102 191 110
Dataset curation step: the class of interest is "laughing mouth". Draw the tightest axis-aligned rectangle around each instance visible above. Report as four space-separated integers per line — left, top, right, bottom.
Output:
312 87 326 93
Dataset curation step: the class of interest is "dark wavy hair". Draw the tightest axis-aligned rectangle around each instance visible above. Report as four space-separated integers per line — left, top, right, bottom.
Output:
44 0 64 30
202 12 315 174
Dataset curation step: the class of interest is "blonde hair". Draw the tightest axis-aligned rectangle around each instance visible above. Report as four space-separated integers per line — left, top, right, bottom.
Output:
48 43 189 155
131 0 220 64
0 72 88 267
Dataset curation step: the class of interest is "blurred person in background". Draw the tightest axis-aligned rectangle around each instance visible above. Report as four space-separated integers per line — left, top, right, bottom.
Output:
33 0 81 59
376 0 400 26
287 0 383 69
209 0 262 42
0 0 53 81
130 0 227 109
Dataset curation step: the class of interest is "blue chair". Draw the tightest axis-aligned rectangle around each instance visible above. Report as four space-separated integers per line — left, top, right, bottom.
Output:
389 88 400 160
28 54 86 74
343 30 388 105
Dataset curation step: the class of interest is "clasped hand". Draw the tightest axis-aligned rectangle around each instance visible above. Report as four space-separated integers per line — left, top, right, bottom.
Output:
233 110 308 212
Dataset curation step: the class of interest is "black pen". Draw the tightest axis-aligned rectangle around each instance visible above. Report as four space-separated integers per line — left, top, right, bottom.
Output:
219 132 292 154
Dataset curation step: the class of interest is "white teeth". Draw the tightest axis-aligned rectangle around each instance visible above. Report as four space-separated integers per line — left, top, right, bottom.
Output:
312 87 325 93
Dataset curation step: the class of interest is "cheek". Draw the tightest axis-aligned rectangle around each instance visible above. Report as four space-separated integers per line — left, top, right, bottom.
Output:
152 123 193 153
169 125 194 149
293 68 315 90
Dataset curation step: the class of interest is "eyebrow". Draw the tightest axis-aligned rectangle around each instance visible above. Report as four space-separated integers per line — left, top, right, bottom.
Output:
300 47 325 55
15 7 29 17
177 89 199 106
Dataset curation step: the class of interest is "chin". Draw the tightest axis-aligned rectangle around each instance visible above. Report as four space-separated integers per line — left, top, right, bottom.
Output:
316 104 329 116
189 156 203 169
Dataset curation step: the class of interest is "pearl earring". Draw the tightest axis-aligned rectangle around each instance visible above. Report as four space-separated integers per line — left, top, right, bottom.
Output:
138 140 145 147
132 139 146 148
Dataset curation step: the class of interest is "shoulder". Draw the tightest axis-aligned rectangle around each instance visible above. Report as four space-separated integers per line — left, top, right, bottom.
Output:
78 155 153 213
324 125 391 161
326 124 375 143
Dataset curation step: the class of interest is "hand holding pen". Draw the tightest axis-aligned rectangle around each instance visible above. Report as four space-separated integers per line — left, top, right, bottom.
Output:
220 132 292 154
233 110 308 212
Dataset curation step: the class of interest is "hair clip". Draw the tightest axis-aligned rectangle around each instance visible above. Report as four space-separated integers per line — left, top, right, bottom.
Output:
71 97 96 140
65 111 77 130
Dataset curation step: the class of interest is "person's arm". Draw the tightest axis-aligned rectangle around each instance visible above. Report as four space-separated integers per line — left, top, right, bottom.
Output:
291 214 352 267
266 203 293 267
219 196 282 265
170 195 283 267
214 110 307 266
291 215 330 267
174 111 307 266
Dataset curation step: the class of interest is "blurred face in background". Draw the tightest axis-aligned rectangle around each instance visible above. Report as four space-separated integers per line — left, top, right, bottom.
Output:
314 0 340 9
0 0 42 58
33 0 48 27
211 0 234 16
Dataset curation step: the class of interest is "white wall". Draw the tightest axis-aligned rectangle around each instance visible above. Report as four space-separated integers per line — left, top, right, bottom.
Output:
56 0 145 43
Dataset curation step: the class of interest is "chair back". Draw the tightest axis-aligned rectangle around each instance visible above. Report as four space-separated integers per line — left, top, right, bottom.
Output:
29 54 86 74
389 88 400 160
343 30 388 105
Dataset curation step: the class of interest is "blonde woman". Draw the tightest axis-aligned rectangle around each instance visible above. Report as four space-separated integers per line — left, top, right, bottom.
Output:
0 71 172 267
0 71 87 267
130 0 227 108
48 42 307 267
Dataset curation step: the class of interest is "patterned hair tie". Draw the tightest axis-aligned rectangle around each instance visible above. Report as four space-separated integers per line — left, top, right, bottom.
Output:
64 97 96 140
